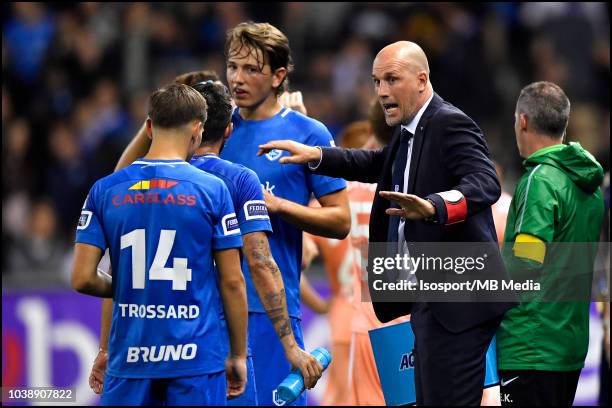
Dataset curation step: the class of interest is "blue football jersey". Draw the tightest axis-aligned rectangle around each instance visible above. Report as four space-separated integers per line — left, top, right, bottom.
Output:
190 154 272 238
221 108 347 318
75 159 242 378
190 153 272 314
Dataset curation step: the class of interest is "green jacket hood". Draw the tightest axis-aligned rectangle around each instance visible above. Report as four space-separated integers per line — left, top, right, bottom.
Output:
525 142 604 193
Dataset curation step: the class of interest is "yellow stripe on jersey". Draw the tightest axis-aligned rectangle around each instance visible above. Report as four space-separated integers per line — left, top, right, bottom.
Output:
129 181 142 190
513 233 546 264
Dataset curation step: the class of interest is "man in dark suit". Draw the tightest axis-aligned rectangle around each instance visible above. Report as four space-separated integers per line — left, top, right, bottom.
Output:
259 41 515 405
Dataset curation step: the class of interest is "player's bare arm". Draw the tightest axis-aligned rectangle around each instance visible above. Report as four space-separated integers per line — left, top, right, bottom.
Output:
114 69 219 171
257 141 350 239
263 187 350 240
71 243 113 298
115 122 151 171
299 273 330 315
279 91 307 116
215 248 248 398
301 233 320 271
89 297 111 394
243 231 323 388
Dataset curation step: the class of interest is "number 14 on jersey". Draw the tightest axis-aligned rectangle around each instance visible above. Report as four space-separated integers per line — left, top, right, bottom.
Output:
121 229 192 290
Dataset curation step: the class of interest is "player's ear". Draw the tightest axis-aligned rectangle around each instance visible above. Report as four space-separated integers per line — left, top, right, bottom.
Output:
192 120 203 135
519 113 528 132
145 118 153 140
272 67 287 91
224 122 233 140
193 121 203 146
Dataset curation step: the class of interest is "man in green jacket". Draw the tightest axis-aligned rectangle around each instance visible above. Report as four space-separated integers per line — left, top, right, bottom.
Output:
497 81 605 406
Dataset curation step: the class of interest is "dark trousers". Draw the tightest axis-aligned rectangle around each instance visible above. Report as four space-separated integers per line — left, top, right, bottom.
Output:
411 302 501 406
498 369 581 406
599 337 609 407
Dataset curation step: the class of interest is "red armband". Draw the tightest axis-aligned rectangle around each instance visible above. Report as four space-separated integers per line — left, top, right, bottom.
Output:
437 190 467 225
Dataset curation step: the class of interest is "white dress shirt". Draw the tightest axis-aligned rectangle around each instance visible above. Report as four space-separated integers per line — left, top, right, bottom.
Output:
397 93 434 280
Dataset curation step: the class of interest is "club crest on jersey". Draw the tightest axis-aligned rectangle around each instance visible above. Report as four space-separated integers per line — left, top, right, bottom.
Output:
272 390 287 406
129 179 179 190
265 149 283 161
244 200 269 220
222 213 240 236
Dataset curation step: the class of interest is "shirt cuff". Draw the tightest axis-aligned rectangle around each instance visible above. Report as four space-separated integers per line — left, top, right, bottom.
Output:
307 146 323 171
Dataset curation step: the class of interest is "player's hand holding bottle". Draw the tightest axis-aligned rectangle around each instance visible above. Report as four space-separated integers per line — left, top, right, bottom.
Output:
285 345 323 389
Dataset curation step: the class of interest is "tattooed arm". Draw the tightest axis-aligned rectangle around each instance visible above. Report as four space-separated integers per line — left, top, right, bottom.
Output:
242 231 323 389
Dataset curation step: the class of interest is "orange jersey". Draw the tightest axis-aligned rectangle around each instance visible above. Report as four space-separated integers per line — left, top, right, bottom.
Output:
308 226 354 302
310 182 377 406
492 190 512 246
308 182 377 344
344 182 410 334
312 182 410 405
347 332 386 406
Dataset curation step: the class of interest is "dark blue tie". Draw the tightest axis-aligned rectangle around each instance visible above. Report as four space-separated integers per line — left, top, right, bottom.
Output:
387 128 413 243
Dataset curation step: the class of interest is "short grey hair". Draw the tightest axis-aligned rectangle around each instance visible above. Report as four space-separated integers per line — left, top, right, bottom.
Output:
516 81 570 139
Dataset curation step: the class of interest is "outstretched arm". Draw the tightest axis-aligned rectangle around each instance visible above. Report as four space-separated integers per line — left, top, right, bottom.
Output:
258 140 388 183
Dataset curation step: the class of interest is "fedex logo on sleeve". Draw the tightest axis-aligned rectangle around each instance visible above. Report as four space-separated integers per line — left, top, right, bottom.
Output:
222 213 240 236
244 200 269 220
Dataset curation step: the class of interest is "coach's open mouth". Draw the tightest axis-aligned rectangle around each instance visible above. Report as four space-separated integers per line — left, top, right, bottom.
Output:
383 103 399 114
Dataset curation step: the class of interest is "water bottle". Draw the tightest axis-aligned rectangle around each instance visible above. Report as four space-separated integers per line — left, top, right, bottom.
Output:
276 347 332 403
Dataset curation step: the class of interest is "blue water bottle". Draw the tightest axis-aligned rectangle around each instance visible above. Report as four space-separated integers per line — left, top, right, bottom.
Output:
276 347 332 403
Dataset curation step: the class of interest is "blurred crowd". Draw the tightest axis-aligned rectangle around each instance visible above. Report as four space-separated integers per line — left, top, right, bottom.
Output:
2 2 610 287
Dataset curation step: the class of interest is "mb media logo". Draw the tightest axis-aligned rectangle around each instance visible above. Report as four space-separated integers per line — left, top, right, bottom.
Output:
272 389 286 406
